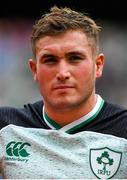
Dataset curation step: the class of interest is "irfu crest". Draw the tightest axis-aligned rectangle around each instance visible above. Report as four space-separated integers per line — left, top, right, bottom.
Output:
90 147 122 179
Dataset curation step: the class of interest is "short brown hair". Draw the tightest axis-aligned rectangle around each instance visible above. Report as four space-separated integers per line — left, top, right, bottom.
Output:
31 6 101 57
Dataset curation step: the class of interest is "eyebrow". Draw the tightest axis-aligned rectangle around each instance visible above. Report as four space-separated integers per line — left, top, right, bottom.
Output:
66 51 84 55
66 51 86 58
39 53 58 60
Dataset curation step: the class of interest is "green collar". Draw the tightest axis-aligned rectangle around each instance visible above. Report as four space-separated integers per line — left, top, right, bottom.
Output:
43 95 104 134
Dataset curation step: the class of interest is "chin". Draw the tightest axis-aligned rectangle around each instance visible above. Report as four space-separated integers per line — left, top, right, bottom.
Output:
50 98 79 110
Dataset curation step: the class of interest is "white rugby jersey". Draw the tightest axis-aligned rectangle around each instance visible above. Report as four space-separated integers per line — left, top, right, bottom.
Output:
0 125 127 179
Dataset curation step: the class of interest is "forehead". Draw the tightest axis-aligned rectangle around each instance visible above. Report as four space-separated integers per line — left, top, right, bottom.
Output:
35 30 91 56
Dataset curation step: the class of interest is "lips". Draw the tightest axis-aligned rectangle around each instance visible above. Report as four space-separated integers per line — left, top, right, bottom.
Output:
53 85 74 90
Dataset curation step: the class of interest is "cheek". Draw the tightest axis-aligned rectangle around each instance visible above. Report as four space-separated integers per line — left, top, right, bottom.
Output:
36 67 55 87
76 65 94 78
76 64 95 86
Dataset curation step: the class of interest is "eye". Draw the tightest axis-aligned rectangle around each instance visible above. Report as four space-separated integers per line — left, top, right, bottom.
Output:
69 55 83 62
43 57 57 65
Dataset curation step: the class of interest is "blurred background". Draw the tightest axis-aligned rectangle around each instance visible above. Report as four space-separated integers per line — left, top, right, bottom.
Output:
0 0 127 107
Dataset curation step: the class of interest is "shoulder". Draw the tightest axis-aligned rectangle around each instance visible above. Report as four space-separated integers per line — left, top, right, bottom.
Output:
101 101 127 125
0 100 43 115
99 101 127 138
104 101 127 117
0 100 43 130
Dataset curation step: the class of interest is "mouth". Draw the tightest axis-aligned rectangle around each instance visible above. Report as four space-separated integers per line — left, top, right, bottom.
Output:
53 85 74 90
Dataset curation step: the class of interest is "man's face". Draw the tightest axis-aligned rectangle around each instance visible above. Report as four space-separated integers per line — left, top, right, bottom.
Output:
29 30 104 111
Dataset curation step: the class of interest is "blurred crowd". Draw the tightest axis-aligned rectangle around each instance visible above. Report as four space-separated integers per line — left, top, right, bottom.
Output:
0 19 127 108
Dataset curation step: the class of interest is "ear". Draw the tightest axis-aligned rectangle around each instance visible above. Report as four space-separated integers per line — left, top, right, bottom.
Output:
28 59 37 81
95 53 104 78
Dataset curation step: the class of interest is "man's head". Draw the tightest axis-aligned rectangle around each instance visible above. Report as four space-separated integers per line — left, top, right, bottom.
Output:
31 6 101 58
29 6 104 115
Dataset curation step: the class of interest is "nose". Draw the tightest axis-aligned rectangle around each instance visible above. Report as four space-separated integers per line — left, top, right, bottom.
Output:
56 60 71 81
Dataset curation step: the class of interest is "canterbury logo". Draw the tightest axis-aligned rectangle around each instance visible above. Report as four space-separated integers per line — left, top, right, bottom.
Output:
6 141 31 157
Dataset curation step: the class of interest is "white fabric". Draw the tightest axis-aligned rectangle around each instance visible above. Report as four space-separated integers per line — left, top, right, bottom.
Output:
0 125 127 179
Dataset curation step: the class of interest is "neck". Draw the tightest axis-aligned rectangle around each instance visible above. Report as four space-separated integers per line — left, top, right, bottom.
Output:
44 94 97 127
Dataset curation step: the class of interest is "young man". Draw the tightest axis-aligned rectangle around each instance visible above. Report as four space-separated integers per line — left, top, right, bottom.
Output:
0 6 127 179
